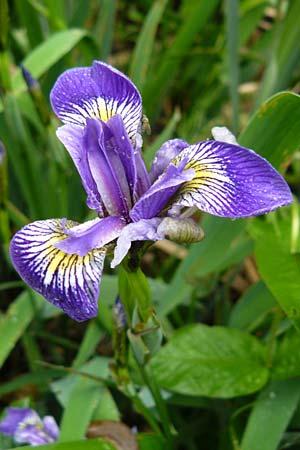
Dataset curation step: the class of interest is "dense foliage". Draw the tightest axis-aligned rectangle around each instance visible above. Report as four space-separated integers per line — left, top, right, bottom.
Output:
1 1 300 449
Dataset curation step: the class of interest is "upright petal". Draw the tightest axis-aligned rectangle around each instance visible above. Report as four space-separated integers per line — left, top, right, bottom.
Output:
172 140 293 218
56 124 104 214
130 160 195 222
50 61 142 140
10 219 107 321
106 114 150 201
85 118 132 217
58 118 133 217
149 139 189 182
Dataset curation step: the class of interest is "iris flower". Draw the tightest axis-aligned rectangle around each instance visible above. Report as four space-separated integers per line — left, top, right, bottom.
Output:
10 61 292 321
0 407 59 446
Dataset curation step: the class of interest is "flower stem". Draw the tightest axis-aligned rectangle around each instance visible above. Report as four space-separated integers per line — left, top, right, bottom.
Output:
138 364 174 445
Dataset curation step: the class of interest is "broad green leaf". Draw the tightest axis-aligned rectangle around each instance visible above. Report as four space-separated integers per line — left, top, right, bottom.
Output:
254 221 300 331
272 330 300 379
13 438 117 450
241 380 300 450
0 290 44 368
130 0 168 89
11 29 87 95
150 324 269 398
228 281 276 331
239 92 300 169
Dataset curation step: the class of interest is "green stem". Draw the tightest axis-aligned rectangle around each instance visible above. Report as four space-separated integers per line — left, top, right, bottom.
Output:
138 364 173 444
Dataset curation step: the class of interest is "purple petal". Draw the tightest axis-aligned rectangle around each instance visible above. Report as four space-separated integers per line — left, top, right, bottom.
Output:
10 219 107 321
85 118 132 217
57 124 104 214
14 424 55 446
129 161 195 222
58 118 133 217
149 139 189 182
0 408 33 436
172 140 293 218
107 115 150 201
42 416 59 441
133 133 151 199
55 216 125 256
111 218 164 267
50 61 142 140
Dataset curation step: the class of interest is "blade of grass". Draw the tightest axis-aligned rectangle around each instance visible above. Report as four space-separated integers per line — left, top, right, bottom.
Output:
144 107 181 167
130 0 168 90
0 290 44 368
10 29 87 96
142 0 219 119
224 0 240 134
241 379 300 450
95 0 116 61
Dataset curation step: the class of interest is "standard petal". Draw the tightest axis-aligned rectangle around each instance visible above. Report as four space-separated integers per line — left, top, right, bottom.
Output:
149 139 189 182
111 218 164 268
129 160 195 222
85 118 132 216
55 216 125 256
56 124 104 214
50 61 142 140
107 114 150 201
57 119 133 217
172 140 293 218
10 219 106 322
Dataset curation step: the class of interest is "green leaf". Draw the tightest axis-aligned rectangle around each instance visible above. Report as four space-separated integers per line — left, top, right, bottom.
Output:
228 281 276 331
241 380 300 450
11 29 87 95
254 220 300 331
137 433 166 450
51 357 111 408
130 0 168 90
0 290 43 368
272 330 300 379
13 438 117 450
150 324 269 398
255 1 300 107
239 92 300 169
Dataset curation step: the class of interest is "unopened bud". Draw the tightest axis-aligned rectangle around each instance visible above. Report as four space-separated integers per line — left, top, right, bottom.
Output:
158 217 204 243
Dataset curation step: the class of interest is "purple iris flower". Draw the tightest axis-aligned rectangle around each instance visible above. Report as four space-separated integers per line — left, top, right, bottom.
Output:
0 407 59 446
10 61 292 322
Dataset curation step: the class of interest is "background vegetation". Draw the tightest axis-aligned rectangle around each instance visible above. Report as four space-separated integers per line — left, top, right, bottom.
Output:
1 0 300 449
